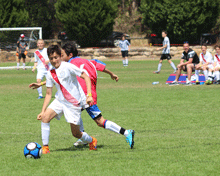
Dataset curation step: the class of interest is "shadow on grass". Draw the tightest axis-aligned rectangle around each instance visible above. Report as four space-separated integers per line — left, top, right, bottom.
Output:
52 145 105 152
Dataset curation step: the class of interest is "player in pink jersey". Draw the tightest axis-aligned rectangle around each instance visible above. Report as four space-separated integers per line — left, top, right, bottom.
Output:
29 43 135 149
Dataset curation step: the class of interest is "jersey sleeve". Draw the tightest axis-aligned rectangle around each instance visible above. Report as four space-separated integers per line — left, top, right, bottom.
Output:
67 62 83 77
119 41 122 48
181 53 185 60
34 52 38 62
46 72 54 88
126 40 130 46
90 59 106 72
164 38 169 45
188 51 195 58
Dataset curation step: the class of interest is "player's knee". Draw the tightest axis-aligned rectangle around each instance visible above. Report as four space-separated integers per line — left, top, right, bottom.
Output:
41 113 51 123
94 115 105 127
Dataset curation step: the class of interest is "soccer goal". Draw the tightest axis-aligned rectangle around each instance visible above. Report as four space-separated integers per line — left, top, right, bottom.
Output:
0 27 42 69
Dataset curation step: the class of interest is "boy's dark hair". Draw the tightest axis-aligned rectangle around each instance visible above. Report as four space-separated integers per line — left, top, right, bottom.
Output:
162 30 167 35
47 45 61 56
121 34 126 40
215 45 220 49
61 42 78 57
201 43 207 48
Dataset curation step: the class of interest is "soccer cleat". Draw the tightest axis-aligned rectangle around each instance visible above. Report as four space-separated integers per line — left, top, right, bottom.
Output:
195 80 200 85
153 71 160 74
206 80 211 85
89 137 97 150
126 130 135 149
169 81 179 86
185 81 192 86
42 146 50 154
216 80 220 85
73 139 88 147
38 96 44 99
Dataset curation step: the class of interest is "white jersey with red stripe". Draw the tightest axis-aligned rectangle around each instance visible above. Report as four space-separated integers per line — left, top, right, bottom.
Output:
199 51 213 65
214 54 220 66
34 48 52 71
46 61 86 106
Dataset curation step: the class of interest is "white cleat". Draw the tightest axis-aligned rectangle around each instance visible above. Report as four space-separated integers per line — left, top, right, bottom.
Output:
73 139 88 147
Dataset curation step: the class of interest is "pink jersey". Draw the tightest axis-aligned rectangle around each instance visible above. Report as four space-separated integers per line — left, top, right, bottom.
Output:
68 57 106 105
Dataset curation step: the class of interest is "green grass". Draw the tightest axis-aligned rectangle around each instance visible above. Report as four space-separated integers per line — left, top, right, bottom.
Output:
0 60 220 176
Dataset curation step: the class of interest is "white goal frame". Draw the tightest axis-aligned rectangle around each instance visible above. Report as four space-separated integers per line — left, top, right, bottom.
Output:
0 27 42 39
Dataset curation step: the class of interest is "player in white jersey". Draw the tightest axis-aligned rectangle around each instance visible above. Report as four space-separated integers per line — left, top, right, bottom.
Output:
32 39 51 99
119 35 130 67
153 30 176 74
195 44 213 84
37 45 97 154
213 45 220 84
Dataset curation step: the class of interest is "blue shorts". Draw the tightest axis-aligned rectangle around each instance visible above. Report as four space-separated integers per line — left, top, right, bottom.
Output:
86 105 102 120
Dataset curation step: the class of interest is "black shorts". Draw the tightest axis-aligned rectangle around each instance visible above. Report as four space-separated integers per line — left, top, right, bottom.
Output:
183 63 197 72
19 53 26 59
121 51 128 58
160 54 171 60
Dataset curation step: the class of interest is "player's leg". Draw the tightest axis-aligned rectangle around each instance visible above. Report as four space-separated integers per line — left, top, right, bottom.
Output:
41 108 57 154
186 63 194 85
36 71 46 99
154 55 163 74
22 55 26 70
203 66 208 81
17 56 21 70
167 55 176 73
195 64 202 83
36 79 43 98
125 51 129 67
121 51 126 67
215 66 220 84
170 65 184 85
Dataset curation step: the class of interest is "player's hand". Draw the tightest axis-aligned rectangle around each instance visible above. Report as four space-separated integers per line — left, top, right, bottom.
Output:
177 64 182 68
111 74 119 82
32 68 35 73
86 96 94 106
37 112 43 120
29 83 41 89
156 48 160 51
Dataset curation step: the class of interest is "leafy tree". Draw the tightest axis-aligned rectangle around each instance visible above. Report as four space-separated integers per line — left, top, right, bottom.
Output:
140 0 220 43
55 0 118 46
0 0 28 27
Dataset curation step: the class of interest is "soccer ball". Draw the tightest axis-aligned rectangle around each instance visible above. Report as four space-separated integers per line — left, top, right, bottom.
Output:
24 142 42 159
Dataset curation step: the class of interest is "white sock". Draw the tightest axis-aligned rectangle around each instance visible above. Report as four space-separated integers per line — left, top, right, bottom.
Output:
104 120 121 134
215 71 220 80
17 63 20 68
195 70 199 81
122 60 125 66
170 62 176 71
158 63 162 71
37 86 43 97
23 63 25 69
79 117 84 132
208 71 212 80
41 122 50 146
125 59 128 66
203 70 208 80
80 132 92 143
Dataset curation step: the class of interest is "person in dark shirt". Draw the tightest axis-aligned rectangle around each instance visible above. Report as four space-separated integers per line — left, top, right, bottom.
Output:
170 42 199 86
16 34 28 70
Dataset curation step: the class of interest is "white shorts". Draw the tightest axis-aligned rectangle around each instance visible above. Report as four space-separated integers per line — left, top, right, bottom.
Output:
37 70 48 80
208 64 214 70
48 99 82 125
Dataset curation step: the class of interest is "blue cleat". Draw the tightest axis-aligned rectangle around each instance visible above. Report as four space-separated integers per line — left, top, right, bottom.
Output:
126 130 135 149
38 96 44 99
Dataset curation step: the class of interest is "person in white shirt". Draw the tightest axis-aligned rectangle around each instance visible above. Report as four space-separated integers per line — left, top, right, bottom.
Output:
212 45 220 84
119 35 130 67
37 45 97 154
154 30 176 74
32 40 52 99
195 44 213 84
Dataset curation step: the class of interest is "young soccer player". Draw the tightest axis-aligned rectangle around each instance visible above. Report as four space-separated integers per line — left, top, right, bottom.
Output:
153 31 176 74
16 34 28 70
195 44 213 84
32 39 51 99
38 45 97 154
213 45 220 84
119 34 130 67
30 42 135 149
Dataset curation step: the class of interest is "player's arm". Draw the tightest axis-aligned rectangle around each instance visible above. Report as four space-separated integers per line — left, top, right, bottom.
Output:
157 44 167 51
103 68 119 82
80 72 93 105
29 81 46 89
37 87 53 120
182 58 193 65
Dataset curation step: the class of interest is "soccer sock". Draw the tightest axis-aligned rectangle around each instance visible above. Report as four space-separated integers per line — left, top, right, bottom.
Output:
80 132 92 143
125 59 128 66
122 60 125 66
215 71 220 80
195 70 199 81
37 86 43 97
23 63 25 69
41 122 50 146
17 63 19 68
170 62 176 71
79 117 84 132
208 71 212 80
158 63 162 72
203 70 208 80
103 120 129 137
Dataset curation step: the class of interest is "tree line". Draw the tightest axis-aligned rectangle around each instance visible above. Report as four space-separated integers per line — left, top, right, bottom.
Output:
0 0 219 46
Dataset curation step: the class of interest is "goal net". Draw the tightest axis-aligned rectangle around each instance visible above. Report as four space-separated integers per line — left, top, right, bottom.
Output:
0 27 42 69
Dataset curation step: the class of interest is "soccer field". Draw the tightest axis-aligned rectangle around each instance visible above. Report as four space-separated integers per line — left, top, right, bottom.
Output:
0 60 220 176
